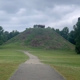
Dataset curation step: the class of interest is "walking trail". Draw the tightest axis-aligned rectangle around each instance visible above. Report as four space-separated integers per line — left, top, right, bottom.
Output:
9 51 66 80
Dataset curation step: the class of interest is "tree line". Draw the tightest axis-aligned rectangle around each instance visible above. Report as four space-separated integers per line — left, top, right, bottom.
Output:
55 27 75 45
0 26 19 45
0 17 80 54
55 17 80 54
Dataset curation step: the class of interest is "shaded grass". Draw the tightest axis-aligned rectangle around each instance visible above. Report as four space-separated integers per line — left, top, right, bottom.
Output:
0 49 28 80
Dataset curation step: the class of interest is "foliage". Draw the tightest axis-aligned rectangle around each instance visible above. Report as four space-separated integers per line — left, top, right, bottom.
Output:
74 18 80 54
0 26 19 45
60 27 69 40
68 30 75 44
55 27 75 45
0 26 4 45
8 30 19 40
55 29 60 34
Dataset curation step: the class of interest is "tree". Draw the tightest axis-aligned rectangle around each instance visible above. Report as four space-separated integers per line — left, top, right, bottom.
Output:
0 26 20 45
60 27 69 40
55 29 60 34
8 30 19 39
68 30 75 44
52 28 55 31
0 26 4 45
74 17 80 54
0 26 4 34
3 31 9 42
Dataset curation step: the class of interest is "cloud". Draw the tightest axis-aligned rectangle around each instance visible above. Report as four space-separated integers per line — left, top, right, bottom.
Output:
0 0 80 32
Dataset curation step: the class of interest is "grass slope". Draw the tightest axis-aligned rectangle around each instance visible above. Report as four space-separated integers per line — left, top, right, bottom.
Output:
7 28 74 50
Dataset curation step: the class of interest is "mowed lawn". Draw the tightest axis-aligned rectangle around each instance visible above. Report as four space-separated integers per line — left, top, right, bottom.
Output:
28 49 80 80
0 49 28 80
0 43 80 80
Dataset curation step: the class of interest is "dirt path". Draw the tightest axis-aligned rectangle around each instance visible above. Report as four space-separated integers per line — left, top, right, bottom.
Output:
9 51 66 80
23 51 43 64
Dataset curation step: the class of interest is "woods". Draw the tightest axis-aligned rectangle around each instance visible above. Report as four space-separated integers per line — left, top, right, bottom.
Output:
0 26 19 45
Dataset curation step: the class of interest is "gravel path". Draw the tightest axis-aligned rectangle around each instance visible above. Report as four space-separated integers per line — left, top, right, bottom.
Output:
9 51 66 80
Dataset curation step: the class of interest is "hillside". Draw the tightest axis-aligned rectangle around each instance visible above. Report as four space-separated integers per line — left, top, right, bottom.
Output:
7 28 74 50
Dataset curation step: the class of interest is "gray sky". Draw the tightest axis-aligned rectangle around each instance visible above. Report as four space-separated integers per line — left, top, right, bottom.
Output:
0 0 80 32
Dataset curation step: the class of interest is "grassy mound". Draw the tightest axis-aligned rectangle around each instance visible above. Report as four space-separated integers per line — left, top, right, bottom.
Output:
7 28 74 50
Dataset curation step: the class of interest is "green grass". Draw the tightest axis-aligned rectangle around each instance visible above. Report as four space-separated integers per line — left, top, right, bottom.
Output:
0 43 80 80
28 49 80 80
0 48 28 80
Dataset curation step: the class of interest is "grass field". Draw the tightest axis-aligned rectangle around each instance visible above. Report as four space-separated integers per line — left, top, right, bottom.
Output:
0 48 28 80
0 44 80 80
28 49 80 80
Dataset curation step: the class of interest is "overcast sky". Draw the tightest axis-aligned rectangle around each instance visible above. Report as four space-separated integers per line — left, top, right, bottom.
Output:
0 0 80 32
